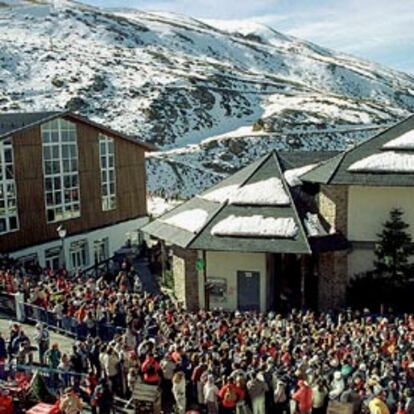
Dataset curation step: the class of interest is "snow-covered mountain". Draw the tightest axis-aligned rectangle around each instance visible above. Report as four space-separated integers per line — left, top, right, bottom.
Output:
1 0 414 197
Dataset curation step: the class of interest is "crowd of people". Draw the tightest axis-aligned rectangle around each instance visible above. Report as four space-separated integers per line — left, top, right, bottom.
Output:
0 256 414 414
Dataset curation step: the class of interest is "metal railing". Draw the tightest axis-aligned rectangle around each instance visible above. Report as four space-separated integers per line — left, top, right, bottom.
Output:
77 255 119 279
17 301 125 341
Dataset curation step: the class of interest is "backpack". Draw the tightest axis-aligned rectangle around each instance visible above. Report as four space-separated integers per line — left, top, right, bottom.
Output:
224 386 238 402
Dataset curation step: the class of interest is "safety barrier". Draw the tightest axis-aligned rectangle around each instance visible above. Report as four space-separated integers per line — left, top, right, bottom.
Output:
0 362 87 396
0 292 16 317
0 293 124 341
21 302 125 341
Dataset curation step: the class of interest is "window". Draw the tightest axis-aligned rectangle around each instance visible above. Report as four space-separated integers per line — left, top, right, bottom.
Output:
0 138 19 234
126 230 142 246
42 118 80 223
17 253 39 267
93 238 109 264
99 134 116 211
45 246 62 270
70 239 88 269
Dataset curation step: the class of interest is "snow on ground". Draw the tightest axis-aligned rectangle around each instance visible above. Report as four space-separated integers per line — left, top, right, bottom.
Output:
348 152 414 173
162 208 209 232
147 196 183 218
382 129 414 150
284 163 317 187
229 177 290 206
211 215 298 238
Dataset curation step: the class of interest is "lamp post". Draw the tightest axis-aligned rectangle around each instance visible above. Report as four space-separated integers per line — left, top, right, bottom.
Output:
57 224 67 269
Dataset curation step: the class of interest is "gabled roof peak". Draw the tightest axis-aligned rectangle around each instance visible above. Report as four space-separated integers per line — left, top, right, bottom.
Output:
301 114 414 186
143 149 312 254
0 110 156 151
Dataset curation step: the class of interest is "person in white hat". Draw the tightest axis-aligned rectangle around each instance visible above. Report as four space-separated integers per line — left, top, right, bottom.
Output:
204 374 219 414
329 371 345 400
34 323 49 365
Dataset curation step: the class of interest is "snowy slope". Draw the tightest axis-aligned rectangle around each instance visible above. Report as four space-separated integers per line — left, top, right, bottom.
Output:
1 0 414 197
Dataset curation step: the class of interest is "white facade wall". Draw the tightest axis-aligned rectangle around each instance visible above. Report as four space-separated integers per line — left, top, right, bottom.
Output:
10 216 149 271
204 250 267 312
347 186 414 277
348 248 376 278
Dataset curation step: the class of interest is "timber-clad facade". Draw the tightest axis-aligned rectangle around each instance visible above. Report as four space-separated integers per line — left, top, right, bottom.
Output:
0 111 152 269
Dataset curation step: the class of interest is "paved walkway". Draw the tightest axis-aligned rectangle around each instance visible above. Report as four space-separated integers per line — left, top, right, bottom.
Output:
134 258 160 295
0 317 75 361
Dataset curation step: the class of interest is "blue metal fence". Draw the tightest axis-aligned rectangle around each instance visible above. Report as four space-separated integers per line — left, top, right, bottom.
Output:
21 302 124 341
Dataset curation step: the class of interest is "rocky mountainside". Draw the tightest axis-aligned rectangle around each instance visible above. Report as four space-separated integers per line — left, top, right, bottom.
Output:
1 0 414 196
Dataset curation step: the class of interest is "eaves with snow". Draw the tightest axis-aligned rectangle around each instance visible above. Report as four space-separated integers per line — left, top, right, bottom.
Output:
142 150 339 254
301 114 414 186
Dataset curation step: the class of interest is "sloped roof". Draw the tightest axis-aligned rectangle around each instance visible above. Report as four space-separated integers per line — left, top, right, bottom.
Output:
0 112 61 137
142 151 313 254
301 115 414 186
277 151 340 170
0 111 156 151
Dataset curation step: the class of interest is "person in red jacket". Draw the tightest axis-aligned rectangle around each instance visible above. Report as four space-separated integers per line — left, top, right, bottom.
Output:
142 353 161 385
142 352 161 373
292 380 313 414
218 377 244 414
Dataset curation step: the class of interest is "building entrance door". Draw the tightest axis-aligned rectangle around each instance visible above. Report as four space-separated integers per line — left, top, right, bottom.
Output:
237 271 260 311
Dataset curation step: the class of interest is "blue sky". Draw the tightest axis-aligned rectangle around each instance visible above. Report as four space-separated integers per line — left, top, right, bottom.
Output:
85 0 414 74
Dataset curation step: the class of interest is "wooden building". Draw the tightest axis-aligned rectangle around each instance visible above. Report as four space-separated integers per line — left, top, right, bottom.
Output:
0 111 154 270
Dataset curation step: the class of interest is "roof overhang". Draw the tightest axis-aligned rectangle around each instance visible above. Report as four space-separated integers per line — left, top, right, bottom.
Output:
0 110 157 151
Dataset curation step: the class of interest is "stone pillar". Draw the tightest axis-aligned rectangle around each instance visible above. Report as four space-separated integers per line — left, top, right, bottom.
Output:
318 185 348 235
172 246 200 311
317 250 348 309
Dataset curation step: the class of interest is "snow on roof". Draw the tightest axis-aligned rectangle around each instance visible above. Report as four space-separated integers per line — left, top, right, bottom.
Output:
229 177 290 206
162 208 209 233
200 184 239 203
304 212 328 237
284 164 317 187
211 215 298 238
348 152 414 173
148 196 183 218
382 129 414 150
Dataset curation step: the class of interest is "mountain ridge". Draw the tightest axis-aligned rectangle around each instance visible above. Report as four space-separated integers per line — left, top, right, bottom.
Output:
1 0 414 196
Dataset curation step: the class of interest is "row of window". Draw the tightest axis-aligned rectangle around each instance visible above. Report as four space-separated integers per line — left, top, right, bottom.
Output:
23 237 110 270
43 119 81 223
99 134 117 211
0 118 118 235
0 139 18 234
17 231 144 270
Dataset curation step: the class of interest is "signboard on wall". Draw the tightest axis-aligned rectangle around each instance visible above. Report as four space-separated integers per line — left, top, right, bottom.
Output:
195 258 205 271
206 277 227 303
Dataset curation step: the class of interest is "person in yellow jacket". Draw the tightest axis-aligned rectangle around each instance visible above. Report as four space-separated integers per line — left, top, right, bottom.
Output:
368 390 390 414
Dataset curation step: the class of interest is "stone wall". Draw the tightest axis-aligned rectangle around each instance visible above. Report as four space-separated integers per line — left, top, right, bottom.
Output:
317 250 348 309
172 246 200 311
318 185 349 235
172 253 186 304
316 184 349 309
